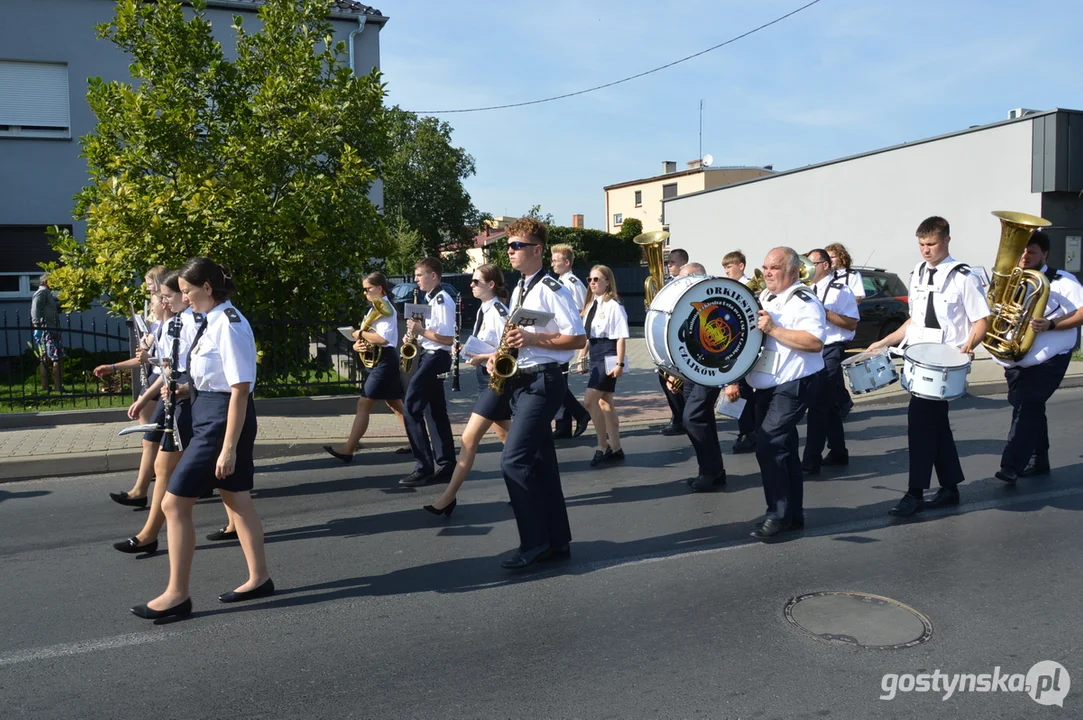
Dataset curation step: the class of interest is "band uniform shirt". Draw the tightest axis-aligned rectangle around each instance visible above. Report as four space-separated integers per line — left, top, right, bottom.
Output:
994 266 1083 369
149 319 169 377
512 269 585 368
904 256 990 348
419 288 455 353
586 297 630 340
739 274 753 286
476 297 509 349
188 300 257 393
746 282 827 390
834 268 866 299
559 271 587 312
162 307 199 376
813 275 860 345
370 297 399 348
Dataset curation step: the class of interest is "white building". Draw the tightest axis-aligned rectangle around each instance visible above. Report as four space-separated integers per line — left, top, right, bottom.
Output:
663 108 1083 282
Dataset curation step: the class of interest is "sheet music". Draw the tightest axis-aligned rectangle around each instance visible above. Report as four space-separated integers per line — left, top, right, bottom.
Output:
462 335 497 357
716 394 746 419
509 307 555 328
337 326 358 342
403 303 432 320
604 355 627 374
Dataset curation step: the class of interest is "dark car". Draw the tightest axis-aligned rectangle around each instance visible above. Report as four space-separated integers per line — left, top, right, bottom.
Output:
850 267 909 348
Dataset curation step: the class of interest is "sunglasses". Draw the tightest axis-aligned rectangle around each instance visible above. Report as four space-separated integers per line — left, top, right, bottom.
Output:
469 279 485 286
588 277 605 283
508 241 539 251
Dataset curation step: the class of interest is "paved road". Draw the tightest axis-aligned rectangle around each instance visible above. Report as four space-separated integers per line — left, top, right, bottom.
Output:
2 390 1081 719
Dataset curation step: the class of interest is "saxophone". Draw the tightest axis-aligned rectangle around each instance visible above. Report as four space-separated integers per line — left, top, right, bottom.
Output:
358 298 393 369
488 319 519 395
982 211 1052 361
400 289 420 372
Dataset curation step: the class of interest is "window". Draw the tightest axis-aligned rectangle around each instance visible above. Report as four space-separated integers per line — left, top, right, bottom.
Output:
634 190 642 207
0 61 71 139
662 183 678 200
613 213 623 227
0 273 42 299
0 226 66 298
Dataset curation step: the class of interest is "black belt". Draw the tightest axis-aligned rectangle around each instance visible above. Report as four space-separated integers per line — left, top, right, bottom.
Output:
516 362 560 376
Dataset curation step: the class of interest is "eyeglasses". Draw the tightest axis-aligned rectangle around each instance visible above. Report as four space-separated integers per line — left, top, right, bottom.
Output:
469 279 484 286
508 241 539 251
362 286 376 292
588 277 604 283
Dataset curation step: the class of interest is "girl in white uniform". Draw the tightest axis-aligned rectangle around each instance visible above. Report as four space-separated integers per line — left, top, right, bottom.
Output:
131 258 272 620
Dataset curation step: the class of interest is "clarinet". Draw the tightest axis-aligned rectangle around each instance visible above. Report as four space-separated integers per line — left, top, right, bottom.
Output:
451 291 462 392
159 316 183 452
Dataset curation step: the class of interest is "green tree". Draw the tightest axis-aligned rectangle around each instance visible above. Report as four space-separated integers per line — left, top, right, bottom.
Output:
45 0 389 376
618 217 643 240
383 107 483 262
385 212 423 277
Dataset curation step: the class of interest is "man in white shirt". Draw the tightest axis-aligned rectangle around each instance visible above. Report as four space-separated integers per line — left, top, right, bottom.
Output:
743 247 827 540
801 248 859 473
869 216 989 517
492 217 587 570
550 243 591 439
991 231 1083 482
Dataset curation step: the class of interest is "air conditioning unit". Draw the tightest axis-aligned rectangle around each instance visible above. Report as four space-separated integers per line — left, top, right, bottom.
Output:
1007 108 1039 120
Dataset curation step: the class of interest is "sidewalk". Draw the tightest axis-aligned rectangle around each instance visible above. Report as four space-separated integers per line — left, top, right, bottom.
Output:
2 339 1080 482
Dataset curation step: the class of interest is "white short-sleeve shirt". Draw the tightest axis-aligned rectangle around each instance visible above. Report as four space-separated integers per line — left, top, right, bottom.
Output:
419 288 455 352
475 297 510 349
904 256 990 349
585 296 630 340
369 297 399 348
156 307 198 376
189 301 257 392
834 268 866 299
745 283 827 390
559 271 587 312
995 267 1083 368
511 269 586 368
813 275 860 345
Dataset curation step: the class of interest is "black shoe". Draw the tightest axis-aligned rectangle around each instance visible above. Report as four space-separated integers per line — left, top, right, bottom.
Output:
888 493 924 517
552 427 573 439
545 543 571 561
800 460 821 475
822 451 849 466
661 423 685 437
607 448 625 462
110 491 148 508
432 464 455 482
501 544 552 570
573 417 590 438
394 445 412 454
789 515 805 530
750 517 792 541
218 578 275 604
839 401 853 420
323 445 354 464
689 473 726 492
399 469 433 486
732 434 756 454
1021 458 1051 477
995 467 1018 485
114 536 159 554
423 499 457 517
926 485 960 509
131 597 192 620
206 526 238 542
589 450 608 467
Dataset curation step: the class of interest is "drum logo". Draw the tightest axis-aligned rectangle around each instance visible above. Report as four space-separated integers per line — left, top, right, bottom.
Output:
678 299 750 371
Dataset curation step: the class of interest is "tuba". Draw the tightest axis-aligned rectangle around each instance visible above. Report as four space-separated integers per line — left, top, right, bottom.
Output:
798 255 816 286
746 268 767 293
634 230 670 308
982 210 1052 362
488 319 518 394
358 298 393 369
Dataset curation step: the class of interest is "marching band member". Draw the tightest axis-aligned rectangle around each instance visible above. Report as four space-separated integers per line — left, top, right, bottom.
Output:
992 231 1083 483
424 264 513 516
493 217 586 569
743 248 826 540
323 272 406 464
801 248 859 473
722 249 758 453
573 265 629 467
550 243 591 439
114 270 196 554
399 258 458 487
131 258 272 619
666 262 727 492
869 216 989 517
825 243 866 300
657 248 689 436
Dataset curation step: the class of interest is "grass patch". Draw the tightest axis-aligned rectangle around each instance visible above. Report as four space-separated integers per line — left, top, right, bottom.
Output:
1074 349 1083 362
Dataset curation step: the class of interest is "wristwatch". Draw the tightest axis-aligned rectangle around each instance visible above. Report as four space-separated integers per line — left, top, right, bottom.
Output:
617 362 625 367
1048 319 1057 331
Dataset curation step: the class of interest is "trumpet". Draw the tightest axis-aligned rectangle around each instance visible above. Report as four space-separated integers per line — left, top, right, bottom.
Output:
488 319 519 394
400 288 420 372
358 298 393 369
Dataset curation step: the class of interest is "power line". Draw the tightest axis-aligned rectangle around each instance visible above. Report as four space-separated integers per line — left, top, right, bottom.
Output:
407 0 825 115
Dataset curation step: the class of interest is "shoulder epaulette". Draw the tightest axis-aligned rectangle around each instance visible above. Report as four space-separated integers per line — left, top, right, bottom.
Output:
496 304 508 318
568 275 581 284
192 312 205 323
792 288 817 303
223 308 241 323
436 293 446 305
542 277 563 292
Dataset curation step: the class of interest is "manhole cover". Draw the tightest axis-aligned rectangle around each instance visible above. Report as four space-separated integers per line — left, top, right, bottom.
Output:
785 591 933 649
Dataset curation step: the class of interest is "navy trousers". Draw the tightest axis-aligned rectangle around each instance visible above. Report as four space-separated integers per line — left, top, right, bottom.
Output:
404 350 456 474
502 365 572 551
803 342 847 464
659 373 686 428
1001 351 1071 472
907 396 964 489
682 381 724 477
553 367 589 432
755 376 816 521
737 379 757 437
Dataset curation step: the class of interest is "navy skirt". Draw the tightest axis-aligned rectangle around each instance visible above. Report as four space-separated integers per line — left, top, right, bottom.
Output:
143 397 193 448
362 346 404 401
587 338 619 393
472 365 512 422
168 389 257 497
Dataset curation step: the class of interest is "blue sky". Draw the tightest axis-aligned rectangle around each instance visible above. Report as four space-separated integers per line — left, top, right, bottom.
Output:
377 0 1083 231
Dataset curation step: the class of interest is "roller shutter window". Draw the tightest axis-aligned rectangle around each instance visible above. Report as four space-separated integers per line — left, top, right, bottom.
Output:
0 61 70 138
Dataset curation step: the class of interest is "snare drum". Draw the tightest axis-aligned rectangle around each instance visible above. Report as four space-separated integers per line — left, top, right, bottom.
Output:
645 276 764 387
900 343 971 401
842 352 898 394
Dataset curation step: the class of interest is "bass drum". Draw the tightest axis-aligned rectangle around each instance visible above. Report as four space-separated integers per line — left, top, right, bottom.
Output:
645 276 765 387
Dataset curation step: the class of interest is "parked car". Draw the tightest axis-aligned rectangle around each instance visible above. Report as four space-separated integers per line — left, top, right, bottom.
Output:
850 267 909 348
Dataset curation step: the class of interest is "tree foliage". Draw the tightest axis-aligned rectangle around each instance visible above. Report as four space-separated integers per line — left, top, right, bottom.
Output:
618 217 643 240
45 0 389 327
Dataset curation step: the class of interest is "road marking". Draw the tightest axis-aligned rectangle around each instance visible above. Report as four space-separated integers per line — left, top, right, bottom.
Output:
0 631 177 667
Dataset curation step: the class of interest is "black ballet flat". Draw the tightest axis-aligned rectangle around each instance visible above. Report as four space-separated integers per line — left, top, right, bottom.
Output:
113 536 159 555
218 578 275 604
109 491 148 508
322 445 354 463
423 499 457 517
131 597 192 620
206 526 238 542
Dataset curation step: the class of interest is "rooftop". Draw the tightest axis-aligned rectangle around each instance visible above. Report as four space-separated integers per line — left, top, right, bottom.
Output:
203 0 387 22
604 165 775 192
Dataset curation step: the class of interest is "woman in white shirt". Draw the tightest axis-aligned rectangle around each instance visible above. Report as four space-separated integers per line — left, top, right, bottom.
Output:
424 264 512 517
575 265 630 467
323 273 407 464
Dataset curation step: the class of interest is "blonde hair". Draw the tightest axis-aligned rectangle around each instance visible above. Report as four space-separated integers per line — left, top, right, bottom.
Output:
551 244 574 263
582 264 619 313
